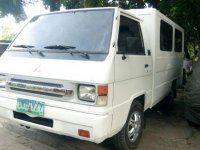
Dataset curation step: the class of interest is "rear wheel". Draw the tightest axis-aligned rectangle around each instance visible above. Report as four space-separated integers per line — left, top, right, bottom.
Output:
172 80 177 98
158 90 174 113
112 101 144 150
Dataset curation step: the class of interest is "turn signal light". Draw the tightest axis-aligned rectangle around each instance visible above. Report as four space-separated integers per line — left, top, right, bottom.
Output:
98 85 108 96
78 129 90 138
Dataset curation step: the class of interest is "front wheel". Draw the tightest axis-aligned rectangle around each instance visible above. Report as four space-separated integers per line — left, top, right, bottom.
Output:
112 101 144 150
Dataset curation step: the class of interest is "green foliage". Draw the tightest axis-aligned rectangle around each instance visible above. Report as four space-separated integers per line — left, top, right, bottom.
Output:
0 25 16 41
60 0 84 9
59 0 110 9
42 0 61 11
84 0 109 7
0 0 27 22
159 0 200 55
145 0 160 8
118 0 145 9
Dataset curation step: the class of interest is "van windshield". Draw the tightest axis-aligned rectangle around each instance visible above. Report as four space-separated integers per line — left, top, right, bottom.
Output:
8 9 114 61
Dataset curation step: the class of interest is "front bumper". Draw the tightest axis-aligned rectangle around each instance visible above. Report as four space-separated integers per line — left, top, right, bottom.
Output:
0 93 112 143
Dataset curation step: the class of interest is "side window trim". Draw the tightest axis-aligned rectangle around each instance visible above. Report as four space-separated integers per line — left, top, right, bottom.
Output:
174 28 183 52
138 23 145 54
117 14 145 55
160 20 173 52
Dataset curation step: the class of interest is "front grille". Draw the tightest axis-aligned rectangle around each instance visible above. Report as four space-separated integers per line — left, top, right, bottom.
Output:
10 87 63 97
13 111 53 128
7 79 73 97
11 79 62 88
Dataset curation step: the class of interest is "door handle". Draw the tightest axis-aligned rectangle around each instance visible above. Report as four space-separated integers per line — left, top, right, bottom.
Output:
147 49 151 56
145 64 149 68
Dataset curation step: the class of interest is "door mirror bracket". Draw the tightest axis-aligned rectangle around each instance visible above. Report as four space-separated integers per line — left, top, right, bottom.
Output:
122 53 126 60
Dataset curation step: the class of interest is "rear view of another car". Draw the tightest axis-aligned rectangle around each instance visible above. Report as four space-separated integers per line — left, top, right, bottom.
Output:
185 51 200 125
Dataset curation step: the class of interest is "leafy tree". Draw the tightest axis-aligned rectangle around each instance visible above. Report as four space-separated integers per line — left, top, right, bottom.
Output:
0 25 16 40
84 0 109 7
61 0 84 9
159 0 200 53
145 0 160 8
119 0 144 9
43 0 61 11
108 0 145 9
0 0 27 22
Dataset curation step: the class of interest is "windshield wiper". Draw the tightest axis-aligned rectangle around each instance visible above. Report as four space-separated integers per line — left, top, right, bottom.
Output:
13 44 34 54
44 45 76 50
13 44 35 48
70 49 90 59
44 45 90 59
12 44 44 56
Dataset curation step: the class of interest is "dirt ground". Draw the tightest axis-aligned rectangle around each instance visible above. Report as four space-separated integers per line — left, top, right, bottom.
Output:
0 89 199 150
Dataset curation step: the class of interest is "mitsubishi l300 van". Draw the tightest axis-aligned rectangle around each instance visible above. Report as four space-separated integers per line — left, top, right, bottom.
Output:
0 7 184 150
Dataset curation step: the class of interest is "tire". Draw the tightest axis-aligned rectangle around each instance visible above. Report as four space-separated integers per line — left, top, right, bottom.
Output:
167 90 174 105
158 90 174 114
172 80 177 98
112 101 144 150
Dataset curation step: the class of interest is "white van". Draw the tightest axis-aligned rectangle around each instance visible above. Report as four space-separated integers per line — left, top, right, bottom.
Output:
0 7 184 150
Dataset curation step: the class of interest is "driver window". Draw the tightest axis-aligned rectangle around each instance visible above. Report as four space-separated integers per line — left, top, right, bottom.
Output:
118 15 145 55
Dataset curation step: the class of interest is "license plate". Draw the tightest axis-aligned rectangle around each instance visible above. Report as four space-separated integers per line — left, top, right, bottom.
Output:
16 98 45 116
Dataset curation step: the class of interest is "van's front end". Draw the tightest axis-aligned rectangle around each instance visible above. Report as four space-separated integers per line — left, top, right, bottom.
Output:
0 8 117 143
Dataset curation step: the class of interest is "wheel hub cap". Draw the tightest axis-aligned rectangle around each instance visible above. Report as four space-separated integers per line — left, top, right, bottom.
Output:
127 111 141 142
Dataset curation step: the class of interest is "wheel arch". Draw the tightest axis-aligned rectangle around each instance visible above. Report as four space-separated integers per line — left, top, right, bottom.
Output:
110 92 147 138
132 94 145 109
111 93 145 149
126 92 146 125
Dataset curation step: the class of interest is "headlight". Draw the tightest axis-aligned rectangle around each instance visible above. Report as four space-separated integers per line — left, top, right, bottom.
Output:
78 85 96 102
0 74 6 88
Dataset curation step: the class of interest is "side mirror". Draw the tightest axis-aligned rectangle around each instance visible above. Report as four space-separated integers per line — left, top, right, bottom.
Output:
147 49 151 56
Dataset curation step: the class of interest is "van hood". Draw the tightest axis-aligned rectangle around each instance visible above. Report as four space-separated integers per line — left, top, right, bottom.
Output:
0 56 114 84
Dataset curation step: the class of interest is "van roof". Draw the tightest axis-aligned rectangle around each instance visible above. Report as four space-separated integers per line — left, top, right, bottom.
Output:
32 7 142 23
34 7 117 17
127 8 184 31
29 7 182 30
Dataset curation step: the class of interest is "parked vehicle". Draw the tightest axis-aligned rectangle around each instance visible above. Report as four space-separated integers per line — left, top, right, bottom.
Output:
183 58 193 85
185 51 200 125
0 8 184 150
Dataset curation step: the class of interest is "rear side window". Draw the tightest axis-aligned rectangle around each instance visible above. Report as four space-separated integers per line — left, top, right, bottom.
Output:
118 16 145 55
160 20 173 51
175 29 183 52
